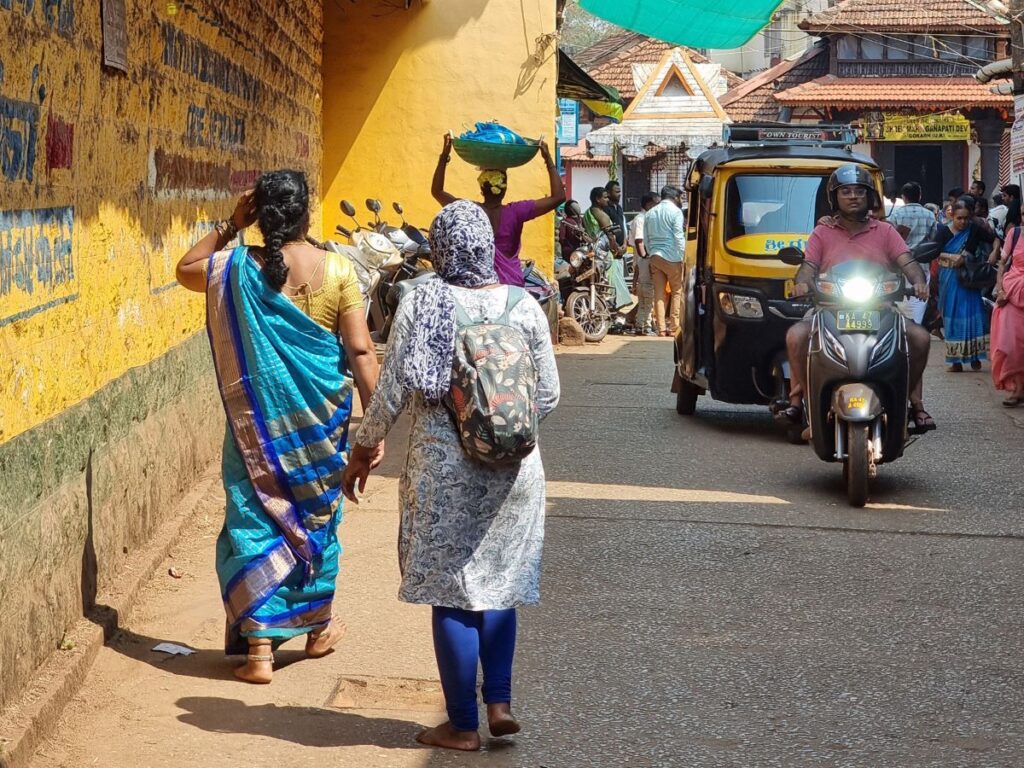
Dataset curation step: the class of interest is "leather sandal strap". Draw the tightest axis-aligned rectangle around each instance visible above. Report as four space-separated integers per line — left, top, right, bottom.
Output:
246 653 274 663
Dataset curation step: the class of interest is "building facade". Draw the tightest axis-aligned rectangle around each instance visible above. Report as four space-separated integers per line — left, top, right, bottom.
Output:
725 0 1012 203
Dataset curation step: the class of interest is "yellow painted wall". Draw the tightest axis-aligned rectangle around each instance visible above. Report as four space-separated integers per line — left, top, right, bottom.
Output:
0 0 323 444
322 0 559 275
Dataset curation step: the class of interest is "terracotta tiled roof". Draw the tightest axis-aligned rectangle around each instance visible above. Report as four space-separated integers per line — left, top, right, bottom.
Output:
582 34 742 100
800 0 1007 33
774 75 1012 108
561 138 612 164
719 43 829 122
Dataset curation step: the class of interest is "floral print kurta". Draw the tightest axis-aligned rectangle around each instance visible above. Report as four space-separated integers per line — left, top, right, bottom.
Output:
355 285 560 610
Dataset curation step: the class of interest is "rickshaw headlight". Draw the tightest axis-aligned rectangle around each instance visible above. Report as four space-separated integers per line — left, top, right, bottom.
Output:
718 292 763 319
841 276 875 303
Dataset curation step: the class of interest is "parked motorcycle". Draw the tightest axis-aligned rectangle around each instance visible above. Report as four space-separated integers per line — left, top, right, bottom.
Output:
779 243 936 507
557 210 624 342
325 199 432 345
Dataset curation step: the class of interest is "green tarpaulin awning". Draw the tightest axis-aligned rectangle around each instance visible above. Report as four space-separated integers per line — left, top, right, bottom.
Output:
558 49 623 105
580 0 786 49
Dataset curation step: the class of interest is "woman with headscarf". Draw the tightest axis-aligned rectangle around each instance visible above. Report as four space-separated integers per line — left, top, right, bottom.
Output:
342 200 560 751
175 171 381 683
431 133 565 287
930 198 999 370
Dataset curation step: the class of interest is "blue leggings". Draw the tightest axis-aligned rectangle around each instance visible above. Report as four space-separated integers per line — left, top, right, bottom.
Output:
431 606 517 731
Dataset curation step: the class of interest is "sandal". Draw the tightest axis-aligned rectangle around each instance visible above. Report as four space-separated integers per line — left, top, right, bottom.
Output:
909 406 937 434
774 403 803 424
1002 396 1023 408
948 363 963 373
971 360 982 371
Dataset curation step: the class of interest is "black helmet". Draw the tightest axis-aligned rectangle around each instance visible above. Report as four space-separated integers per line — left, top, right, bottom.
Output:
827 164 878 210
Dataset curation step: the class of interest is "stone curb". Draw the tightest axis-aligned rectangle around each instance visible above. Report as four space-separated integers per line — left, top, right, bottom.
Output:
0 469 223 768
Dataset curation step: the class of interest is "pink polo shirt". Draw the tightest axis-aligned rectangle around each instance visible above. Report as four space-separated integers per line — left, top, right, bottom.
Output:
805 219 909 274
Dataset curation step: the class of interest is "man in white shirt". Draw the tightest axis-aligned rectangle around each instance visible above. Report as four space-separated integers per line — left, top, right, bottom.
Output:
888 181 936 324
643 185 687 336
627 191 660 335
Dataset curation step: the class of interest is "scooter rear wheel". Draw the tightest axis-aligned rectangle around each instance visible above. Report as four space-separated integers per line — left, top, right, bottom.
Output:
845 424 870 508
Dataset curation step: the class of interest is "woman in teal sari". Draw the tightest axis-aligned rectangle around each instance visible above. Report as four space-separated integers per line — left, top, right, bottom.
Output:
932 199 998 370
176 171 381 683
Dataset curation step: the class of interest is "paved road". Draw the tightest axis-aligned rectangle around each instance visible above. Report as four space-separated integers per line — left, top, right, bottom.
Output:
31 337 1024 767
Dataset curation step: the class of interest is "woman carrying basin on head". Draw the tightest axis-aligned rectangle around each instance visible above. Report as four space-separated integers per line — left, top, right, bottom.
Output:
175 170 381 684
431 133 565 286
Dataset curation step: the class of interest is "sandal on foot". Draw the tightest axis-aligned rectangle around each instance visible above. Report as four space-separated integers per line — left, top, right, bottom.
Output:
971 360 982 371
1002 396 1023 408
909 406 937 434
774 403 803 424
306 620 347 658
948 363 963 373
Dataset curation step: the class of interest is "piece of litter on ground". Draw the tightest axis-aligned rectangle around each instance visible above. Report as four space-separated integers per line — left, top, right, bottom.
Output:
168 567 183 578
152 642 196 656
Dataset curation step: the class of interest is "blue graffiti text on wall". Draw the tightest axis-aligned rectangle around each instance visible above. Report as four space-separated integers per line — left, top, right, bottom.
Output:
0 94 40 182
161 23 261 103
186 104 246 148
0 206 75 301
0 0 75 35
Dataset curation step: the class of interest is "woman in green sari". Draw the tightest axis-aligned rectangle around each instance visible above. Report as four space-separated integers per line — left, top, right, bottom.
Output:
176 171 381 683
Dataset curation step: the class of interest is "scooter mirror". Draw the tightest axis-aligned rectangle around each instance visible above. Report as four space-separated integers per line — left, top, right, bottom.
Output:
777 247 805 266
912 241 940 263
393 202 404 215
341 200 356 217
366 199 382 213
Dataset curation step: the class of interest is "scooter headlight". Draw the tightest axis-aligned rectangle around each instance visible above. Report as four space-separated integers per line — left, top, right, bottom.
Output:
841 276 875 303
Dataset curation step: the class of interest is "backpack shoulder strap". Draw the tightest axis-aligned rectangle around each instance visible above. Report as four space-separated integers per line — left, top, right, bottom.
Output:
497 286 527 324
451 292 475 328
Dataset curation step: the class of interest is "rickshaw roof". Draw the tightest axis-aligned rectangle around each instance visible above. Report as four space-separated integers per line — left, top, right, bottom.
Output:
694 145 878 176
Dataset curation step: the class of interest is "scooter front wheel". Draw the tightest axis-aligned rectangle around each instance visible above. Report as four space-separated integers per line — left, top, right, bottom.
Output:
845 423 870 508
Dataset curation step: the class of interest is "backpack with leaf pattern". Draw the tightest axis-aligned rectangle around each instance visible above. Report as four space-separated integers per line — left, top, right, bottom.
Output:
445 288 539 466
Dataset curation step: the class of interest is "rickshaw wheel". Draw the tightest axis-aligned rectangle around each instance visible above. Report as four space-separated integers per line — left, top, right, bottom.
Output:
675 380 699 415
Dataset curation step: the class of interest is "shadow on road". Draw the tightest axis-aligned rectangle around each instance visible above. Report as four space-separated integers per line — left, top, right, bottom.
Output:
175 696 424 749
101 625 331 681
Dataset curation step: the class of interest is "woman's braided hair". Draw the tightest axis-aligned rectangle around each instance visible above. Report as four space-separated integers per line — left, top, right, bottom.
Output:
254 170 310 290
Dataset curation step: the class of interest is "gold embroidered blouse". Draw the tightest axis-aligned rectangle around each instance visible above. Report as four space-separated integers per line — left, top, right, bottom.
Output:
283 251 365 333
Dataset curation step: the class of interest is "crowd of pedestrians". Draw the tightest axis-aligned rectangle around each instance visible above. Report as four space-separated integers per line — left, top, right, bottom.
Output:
887 180 1023 404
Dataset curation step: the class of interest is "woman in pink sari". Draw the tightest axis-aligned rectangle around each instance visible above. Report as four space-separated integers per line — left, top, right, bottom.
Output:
992 227 1024 406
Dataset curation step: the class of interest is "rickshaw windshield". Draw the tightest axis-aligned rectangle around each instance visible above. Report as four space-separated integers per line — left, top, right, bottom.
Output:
724 174 830 258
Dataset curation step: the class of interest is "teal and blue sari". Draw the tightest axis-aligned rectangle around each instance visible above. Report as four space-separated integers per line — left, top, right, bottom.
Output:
205 247 353 654
939 226 990 365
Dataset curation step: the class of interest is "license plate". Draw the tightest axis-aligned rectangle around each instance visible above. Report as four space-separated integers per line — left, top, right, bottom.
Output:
836 310 880 332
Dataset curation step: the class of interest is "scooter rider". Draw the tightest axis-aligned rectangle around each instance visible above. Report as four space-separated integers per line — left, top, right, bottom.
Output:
782 164 936 433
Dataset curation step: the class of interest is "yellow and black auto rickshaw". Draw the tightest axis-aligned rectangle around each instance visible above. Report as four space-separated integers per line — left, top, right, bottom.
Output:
672 125 885 437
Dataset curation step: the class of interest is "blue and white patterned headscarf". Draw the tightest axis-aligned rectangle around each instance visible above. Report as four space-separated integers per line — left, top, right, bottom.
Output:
401 199 498 402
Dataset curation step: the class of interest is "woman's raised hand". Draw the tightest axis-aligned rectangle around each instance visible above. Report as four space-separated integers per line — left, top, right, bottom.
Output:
231 189 258 231
539 140 553 165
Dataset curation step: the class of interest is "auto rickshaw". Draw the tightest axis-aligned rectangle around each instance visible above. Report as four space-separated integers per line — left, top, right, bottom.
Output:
671 124 886 439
